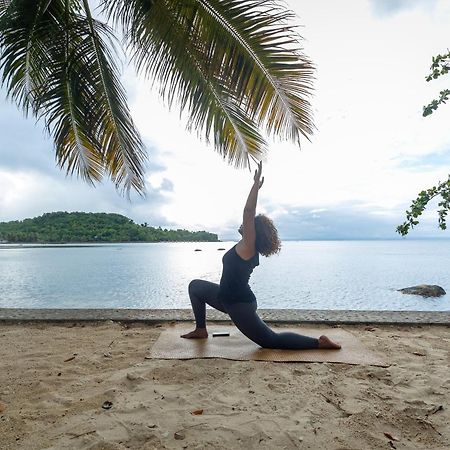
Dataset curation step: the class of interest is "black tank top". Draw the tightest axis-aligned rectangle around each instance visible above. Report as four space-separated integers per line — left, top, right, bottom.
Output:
218 244 259 303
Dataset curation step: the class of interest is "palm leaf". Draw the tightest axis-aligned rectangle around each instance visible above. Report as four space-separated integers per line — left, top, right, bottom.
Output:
104 0 314 161
79 0 147 195
0 0 53 114
0 0 146 194
104 0 266 167
0 1 12 16
193 0 315 142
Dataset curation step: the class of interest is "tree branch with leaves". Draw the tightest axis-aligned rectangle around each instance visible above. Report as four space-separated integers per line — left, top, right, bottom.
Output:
422 50 450 117
397 50 450 236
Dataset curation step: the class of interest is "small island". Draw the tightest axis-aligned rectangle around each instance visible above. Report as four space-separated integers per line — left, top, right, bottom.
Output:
0 212 219 243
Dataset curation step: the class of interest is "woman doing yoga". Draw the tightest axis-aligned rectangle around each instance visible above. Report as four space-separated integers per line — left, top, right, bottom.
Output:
181 162 341 350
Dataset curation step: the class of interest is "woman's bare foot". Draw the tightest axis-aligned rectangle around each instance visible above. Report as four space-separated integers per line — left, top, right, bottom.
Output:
318 335 341 349
180 328 208 339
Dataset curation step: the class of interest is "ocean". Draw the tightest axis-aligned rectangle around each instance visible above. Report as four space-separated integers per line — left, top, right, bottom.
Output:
0 240 448 311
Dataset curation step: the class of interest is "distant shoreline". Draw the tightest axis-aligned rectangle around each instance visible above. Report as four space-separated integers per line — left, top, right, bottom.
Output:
1 238 450 248
0 241 224 248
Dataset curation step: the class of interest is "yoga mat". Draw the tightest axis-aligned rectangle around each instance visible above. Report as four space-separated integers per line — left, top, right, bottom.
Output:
148 324 388 366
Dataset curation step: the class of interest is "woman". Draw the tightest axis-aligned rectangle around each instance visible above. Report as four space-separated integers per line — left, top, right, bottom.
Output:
181 162 341 350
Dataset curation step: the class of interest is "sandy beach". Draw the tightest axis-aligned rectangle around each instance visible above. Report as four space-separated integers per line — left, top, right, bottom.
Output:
0 320 449 449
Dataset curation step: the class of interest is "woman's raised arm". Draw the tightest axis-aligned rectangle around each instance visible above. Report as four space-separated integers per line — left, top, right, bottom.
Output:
236 162 264 259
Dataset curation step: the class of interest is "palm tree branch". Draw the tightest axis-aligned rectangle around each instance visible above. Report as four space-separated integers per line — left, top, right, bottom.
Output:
53 0 103 180
104 0 314 145
194 0 314 141
81 0 147 195
0 0 54 114
109 0 266 166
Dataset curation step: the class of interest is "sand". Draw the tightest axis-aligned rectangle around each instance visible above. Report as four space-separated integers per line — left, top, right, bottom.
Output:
0 320 449 450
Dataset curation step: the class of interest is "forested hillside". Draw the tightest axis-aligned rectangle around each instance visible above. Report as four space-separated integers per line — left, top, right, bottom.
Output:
0 212 218 243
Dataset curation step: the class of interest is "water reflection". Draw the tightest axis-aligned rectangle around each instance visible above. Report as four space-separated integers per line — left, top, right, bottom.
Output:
0 241 449 310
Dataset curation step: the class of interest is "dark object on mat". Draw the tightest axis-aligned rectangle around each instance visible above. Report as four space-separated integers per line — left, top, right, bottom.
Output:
398 284 446 298
213 332 230 337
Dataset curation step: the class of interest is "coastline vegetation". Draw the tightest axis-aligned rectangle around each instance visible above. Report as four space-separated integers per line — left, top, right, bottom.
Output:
0 212 218 243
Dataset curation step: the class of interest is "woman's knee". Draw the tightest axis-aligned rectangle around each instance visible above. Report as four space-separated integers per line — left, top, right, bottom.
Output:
188 279 202 295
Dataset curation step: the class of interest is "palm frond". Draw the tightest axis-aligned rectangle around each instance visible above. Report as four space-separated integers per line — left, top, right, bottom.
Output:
0 0 53 115
0 0 12 16
104 0 266 167
79 0 147 195
104 0 314 156
0 0 146 195
43 13 105 183
194 0 315 142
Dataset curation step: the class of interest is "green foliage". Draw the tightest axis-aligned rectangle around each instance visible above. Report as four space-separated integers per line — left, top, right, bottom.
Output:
423 51 450 116
0 212 219 243
423 89 450 117
0 0 315 193
397 51 450 236
397 175 450 236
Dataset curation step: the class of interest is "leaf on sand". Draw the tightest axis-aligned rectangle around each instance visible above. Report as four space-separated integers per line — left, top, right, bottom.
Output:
384 432 399 441
191 409 204 415
64 356 76 362
364 326 376 332
427 405 444 416
0 402 6 413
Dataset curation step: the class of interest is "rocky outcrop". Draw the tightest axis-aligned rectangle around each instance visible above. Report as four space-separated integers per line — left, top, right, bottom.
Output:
398 285 446 298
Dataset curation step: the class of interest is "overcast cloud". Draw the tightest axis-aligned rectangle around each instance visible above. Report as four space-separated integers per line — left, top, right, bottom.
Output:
1 0 450 240
369 0 439 17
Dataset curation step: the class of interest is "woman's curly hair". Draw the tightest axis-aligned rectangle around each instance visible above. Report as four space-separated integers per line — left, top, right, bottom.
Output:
254 214 281 257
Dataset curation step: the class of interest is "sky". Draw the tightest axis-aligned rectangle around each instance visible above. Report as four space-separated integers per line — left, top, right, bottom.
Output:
1 0 450 240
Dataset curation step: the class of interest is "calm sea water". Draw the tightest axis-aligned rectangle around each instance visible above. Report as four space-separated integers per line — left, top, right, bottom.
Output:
0 240 449 311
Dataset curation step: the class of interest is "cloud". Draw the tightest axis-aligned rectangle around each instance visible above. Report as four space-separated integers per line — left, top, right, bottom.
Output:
264 203 446 240
219 200 449 241
392 149 450 172
369 0 438 17
0 166 175 225
0 100 56 173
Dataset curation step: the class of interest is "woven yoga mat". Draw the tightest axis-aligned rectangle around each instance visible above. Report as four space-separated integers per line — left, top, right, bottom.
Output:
148 324 388 366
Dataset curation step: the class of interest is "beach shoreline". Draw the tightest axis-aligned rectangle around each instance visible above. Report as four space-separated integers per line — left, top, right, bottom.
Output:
1 320 449 449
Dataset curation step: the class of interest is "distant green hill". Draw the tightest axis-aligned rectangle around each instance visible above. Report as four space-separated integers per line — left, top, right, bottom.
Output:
0 212 219 243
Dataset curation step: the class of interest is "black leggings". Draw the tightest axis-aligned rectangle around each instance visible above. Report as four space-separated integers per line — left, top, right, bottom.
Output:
188 279 319 350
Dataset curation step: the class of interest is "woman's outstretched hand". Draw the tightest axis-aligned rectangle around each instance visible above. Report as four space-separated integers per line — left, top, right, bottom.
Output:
253 161 264 189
